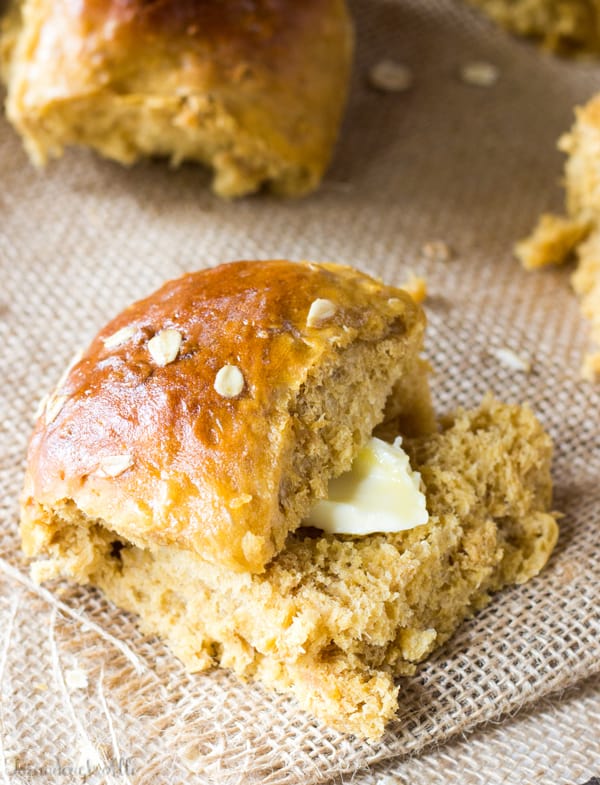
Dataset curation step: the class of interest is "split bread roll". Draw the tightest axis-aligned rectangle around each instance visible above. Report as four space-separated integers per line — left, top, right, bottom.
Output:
0 0 353 197
516 95 600 380
22 261 434 574
21 260 559 739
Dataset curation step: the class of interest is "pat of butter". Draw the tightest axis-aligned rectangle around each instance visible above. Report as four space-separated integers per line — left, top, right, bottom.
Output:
306 436 428 535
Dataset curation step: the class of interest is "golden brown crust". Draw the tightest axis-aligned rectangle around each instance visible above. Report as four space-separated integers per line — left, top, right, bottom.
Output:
2 0 353 196
78 0 336 60
22 260 426 573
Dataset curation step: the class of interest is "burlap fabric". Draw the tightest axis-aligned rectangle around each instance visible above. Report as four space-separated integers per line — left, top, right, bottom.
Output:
348 673 600 784
1 1 599 782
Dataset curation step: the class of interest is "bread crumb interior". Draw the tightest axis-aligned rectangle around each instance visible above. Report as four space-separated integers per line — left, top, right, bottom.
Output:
31 397 558 739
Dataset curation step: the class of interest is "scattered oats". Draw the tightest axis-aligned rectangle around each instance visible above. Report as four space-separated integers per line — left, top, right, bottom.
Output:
460 61 499 88
52 357 81 405
148 329 182 366
400 272 427 304
55 349 84 392
369 59 413 92
65 668 88 690
34 393 49 421
181 743 207 774
45 394 68 425
214 365 245 398
38 355 81 424
94 454 134 478
5 752 19 772
421 240 452 262
230 493 253 509
306 298 337 328
103 324 136 350
492 347 531 373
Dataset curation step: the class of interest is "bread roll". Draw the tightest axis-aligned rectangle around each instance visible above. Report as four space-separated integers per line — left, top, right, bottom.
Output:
465 0 600 54
1 0 353 197
20 260 558 738
516 95 600 380
21 260 432 574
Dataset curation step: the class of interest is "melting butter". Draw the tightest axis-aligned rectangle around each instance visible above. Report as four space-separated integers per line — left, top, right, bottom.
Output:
307 436 428 535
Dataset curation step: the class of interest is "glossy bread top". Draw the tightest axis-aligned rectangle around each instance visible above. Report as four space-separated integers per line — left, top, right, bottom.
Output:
79 0 333 50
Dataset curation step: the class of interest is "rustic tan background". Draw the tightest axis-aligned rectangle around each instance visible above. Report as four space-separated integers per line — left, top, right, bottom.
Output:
1 0 599 783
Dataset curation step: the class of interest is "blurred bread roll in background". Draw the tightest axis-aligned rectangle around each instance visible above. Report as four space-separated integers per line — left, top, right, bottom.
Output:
0 0 353 197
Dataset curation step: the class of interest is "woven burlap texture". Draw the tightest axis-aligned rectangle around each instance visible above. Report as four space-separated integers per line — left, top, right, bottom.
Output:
1 1 599 783
349 673 600 785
